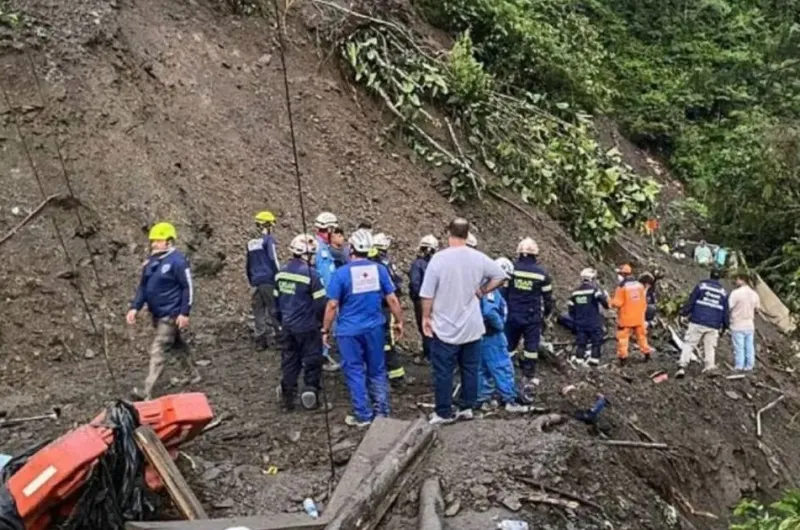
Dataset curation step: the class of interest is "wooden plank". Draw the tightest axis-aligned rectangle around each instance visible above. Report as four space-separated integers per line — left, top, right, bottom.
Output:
126 514 325 530
134 425 209 520
324 418 435 530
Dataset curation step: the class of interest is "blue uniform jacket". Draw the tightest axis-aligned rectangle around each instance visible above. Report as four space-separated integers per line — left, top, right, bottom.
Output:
506 256 554 322
409 256 430 301
131 249 193 319
315 235 336 287
246 234 280 287
567 280 609 330
379 252 403 297
274 259 327 333
681 279 730 330
481 292 508 344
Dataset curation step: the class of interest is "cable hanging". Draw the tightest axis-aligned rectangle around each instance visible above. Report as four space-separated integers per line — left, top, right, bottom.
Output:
271 0 337 489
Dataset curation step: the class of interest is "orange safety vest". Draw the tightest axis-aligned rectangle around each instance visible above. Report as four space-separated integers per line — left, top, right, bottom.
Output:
611 279 648 328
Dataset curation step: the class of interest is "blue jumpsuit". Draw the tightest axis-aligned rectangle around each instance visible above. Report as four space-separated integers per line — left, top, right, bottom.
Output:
478 292 517 405
505 256 553 378
567 280 609 360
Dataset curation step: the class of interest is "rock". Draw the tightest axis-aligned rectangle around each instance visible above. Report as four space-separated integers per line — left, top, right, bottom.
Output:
213 498 234 509
258 53 273 66
201 467 223 481
501 495 522 512
56 269 76 280
479 474 494 485
288 431 302 443
725 390 741 401
195 359 212 367
469 484 488 499
84 349 96 359
11 206 21 216
444 492 456 505
444 500 460 517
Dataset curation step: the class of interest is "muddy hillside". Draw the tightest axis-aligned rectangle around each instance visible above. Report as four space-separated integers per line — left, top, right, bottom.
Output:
1 0 799 529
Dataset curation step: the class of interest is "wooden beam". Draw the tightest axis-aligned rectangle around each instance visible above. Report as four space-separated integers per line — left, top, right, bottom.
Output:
134 425 208 520
324 418 435 530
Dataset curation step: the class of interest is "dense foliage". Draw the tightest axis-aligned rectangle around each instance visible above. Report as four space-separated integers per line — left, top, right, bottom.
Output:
342 28 659 250
416 0 800 309
732 490 800 529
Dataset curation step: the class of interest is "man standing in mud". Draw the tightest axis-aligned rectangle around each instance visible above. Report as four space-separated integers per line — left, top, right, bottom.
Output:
420 218 506 425
127 222 201 400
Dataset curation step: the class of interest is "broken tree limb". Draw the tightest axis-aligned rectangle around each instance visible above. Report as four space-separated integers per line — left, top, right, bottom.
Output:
599 440 669 450
671 488 718 520
134 426 208 520
523 493 579 510
417 478 444 530
325 418 435 530
0 193 65 247
757 394 786 438
628 422 656 443
513 476 605 513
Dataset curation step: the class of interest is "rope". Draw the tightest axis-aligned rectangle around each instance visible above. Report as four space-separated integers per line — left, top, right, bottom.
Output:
0 65 119 390
271 0 337 489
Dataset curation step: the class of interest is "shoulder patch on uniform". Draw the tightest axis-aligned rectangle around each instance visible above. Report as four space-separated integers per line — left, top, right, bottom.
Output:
161 263 172 274
248 238 264 251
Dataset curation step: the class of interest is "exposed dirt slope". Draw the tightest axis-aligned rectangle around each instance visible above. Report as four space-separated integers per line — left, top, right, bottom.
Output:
1 1 799 529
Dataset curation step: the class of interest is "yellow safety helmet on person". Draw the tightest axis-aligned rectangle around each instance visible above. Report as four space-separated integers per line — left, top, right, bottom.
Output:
148 222 177 241
255 211 276 225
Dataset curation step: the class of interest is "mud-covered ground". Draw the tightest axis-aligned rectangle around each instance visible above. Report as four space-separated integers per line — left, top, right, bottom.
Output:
2 1 800 529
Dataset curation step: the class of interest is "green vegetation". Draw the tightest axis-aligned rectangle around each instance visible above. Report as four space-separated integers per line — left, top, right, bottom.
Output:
341 27 659 251
413 0 800 309
732 490 800 529
0 1 21 27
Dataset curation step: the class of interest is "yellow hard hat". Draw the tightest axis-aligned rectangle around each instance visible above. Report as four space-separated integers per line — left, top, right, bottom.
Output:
368 247 379 258
149 222 177 241
255 211 276 224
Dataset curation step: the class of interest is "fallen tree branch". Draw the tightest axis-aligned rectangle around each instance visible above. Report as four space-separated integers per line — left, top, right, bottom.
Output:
671 488 718 520
487 189 540 225
523 493 579 510
628 422 656 443
599 440 669 450
0 193 65 247
513 475 604 513
757 394 785 438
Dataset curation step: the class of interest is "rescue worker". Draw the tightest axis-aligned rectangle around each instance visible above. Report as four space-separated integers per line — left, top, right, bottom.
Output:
127 222 200 400
478 258 529 412
639 271 658 326
610 264 653 365
506 238 553 390
274 235 327 410
409 235 439 360
370 233 406 387
676 269 729 378
323 229 404 427
246 211 280 350
567 268 609 366
313 211 341 371
329 227 349 269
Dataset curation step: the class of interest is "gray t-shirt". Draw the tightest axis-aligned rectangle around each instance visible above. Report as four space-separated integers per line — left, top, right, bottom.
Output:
419 246 506 345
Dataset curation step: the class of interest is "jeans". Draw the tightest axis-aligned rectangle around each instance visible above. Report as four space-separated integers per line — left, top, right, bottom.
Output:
732 330 755 370
430 337 481 418
338 327 390 422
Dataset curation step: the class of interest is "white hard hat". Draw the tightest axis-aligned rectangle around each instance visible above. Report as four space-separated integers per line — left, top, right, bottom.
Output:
314 212 339 229
289 234 317 256
495 257 514 279
466 233 478 248
517 237 539 256
419 234 439 251
373 233 392 251
349 229 373 254
580 268 597 281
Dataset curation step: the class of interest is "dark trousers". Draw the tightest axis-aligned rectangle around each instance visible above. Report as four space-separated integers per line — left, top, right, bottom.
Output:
252 284 279 345
413 299 431 359
430 337 480 419
505 317 542 378
575 327 604 359
383 309 405 381
280 330 323 400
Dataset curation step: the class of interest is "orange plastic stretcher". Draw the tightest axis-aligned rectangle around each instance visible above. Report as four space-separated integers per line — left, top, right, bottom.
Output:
5 393 213 530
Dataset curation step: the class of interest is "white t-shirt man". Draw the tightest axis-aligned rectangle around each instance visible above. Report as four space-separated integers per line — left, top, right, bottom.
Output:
419 246 506 344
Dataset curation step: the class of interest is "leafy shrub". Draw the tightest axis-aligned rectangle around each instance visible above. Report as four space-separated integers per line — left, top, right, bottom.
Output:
732 490 800 529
